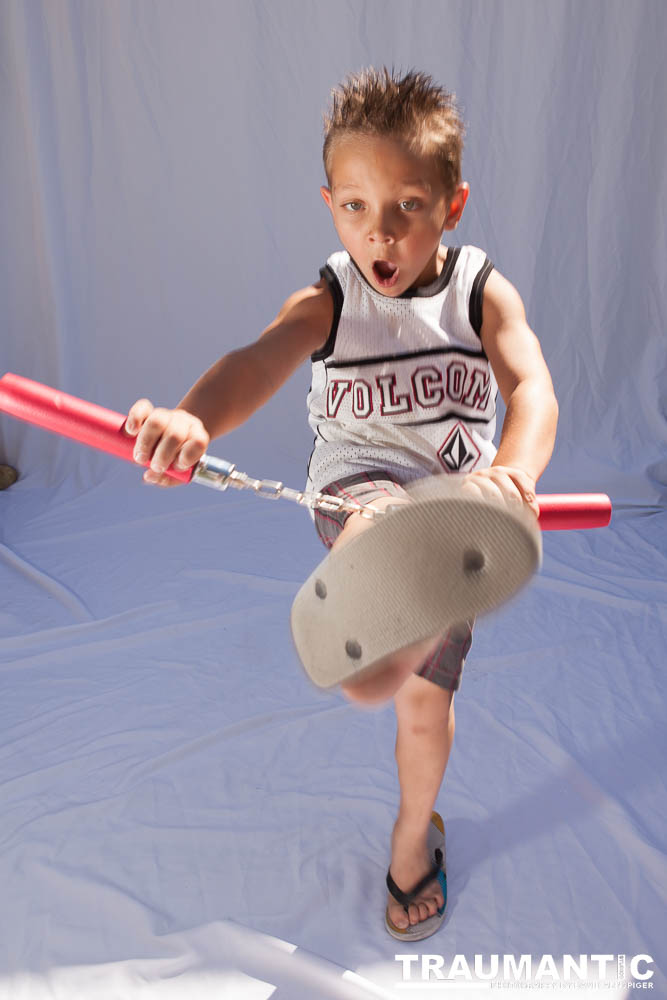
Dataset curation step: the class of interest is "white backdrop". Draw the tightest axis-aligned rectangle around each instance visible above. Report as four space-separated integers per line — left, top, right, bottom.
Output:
1 2 666 998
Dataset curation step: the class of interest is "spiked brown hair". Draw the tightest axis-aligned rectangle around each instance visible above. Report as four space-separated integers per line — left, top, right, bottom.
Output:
322 67 465 198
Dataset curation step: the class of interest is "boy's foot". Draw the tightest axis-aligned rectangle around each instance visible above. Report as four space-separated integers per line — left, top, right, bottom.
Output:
385 812 447 940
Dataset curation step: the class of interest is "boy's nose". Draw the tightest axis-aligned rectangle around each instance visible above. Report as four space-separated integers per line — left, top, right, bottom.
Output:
368 226 395 244
367 210 396 243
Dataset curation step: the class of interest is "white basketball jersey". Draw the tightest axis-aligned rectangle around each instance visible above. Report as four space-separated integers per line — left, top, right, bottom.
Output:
305 244 498 495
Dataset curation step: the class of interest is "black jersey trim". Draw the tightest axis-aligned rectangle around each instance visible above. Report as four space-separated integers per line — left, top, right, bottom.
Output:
312 410 493 434
324 344 486 370
402 407 495 428
469 257 494 338
311 265 344 362
305 437 317 482
401 245 461 298
349 245 461 299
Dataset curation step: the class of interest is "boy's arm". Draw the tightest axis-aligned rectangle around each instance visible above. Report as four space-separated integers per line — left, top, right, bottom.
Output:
469 269 559 516
177 278 332 438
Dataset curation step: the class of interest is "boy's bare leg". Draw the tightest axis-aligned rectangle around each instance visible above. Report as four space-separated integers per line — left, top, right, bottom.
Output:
387 676 454 930
328 499 454 931
330 497 445 705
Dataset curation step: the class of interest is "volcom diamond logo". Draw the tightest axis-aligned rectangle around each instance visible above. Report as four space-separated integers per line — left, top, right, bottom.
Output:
438 422 481 472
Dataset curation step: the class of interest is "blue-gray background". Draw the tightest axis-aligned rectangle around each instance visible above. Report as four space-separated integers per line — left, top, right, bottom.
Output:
1 2 665 997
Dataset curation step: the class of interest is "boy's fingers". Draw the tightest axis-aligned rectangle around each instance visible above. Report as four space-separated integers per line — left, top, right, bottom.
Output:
464 467 539 519
133 407 174 465
460 477 483 500
496 472 525 508
512 470 539 513
464 468 524 510
504 470 539 516
148 414 206 474
473 478 501 503
175 436 209 470
127 405 209 477
463 470 507 506
124 399 154 436
173 454 196 472
143 469 181 487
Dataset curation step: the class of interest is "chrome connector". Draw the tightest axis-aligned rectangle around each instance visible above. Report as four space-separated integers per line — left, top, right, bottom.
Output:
191 454 237 491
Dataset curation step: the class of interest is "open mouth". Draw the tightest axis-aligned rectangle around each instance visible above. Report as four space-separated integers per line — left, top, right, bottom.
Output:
372 259 400 288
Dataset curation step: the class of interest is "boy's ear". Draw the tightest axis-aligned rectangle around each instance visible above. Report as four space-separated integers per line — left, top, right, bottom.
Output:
320 186 333 212
443 182 470 230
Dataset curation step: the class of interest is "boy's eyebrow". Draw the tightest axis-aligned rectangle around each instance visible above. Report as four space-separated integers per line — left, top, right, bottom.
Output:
334 179 431 193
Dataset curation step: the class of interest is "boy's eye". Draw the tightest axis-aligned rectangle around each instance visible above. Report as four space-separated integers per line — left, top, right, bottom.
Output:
341 199 420 213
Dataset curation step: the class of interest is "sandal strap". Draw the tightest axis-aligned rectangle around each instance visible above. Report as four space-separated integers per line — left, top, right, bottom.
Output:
386 847 444 908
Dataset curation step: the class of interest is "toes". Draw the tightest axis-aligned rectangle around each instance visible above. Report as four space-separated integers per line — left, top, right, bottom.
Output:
406 896 441 925
407 901 427 925
388 903 409 929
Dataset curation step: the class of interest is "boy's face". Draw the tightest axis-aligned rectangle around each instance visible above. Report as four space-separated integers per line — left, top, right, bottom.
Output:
321 134 468 297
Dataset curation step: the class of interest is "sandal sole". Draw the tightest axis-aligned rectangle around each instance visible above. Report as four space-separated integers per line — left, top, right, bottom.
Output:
291 487 541 689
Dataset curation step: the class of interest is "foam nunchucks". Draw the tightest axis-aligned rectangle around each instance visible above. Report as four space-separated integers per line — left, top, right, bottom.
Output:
1 372 614 687
0 373 612 530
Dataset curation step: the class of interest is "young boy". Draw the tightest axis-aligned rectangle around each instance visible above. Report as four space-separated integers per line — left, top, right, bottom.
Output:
124 67 558 940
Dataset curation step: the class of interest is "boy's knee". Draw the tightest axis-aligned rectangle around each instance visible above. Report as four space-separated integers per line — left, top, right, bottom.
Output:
340 655 412 704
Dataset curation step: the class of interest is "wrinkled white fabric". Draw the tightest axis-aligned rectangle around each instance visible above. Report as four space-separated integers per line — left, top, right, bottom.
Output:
1 1 665 997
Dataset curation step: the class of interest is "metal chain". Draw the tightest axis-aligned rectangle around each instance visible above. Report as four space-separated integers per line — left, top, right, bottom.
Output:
225 469 382 520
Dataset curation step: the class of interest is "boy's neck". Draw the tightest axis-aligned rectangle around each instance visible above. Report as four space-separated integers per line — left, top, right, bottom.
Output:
406 244 448 293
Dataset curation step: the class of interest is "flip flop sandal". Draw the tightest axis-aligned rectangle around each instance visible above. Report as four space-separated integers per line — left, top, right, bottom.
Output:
385 811 447 942
291 478 541 689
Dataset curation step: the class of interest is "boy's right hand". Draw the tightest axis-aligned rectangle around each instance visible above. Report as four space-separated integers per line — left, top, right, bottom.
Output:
124 400 210 487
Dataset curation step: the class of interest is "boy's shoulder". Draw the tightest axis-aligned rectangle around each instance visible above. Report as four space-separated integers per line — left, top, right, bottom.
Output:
321 248 351 283
279 275 333 323
325 248 351 267
450 244 492 274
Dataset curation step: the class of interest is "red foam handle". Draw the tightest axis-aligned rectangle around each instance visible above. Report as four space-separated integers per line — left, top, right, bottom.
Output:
0 373 612 528
0 372 193 483
536 493 611 530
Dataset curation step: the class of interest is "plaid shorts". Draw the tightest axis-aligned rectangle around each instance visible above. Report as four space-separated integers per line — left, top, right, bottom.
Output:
313 471 473 692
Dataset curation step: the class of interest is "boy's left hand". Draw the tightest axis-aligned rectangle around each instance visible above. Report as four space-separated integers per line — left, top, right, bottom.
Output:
461 466 540 520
